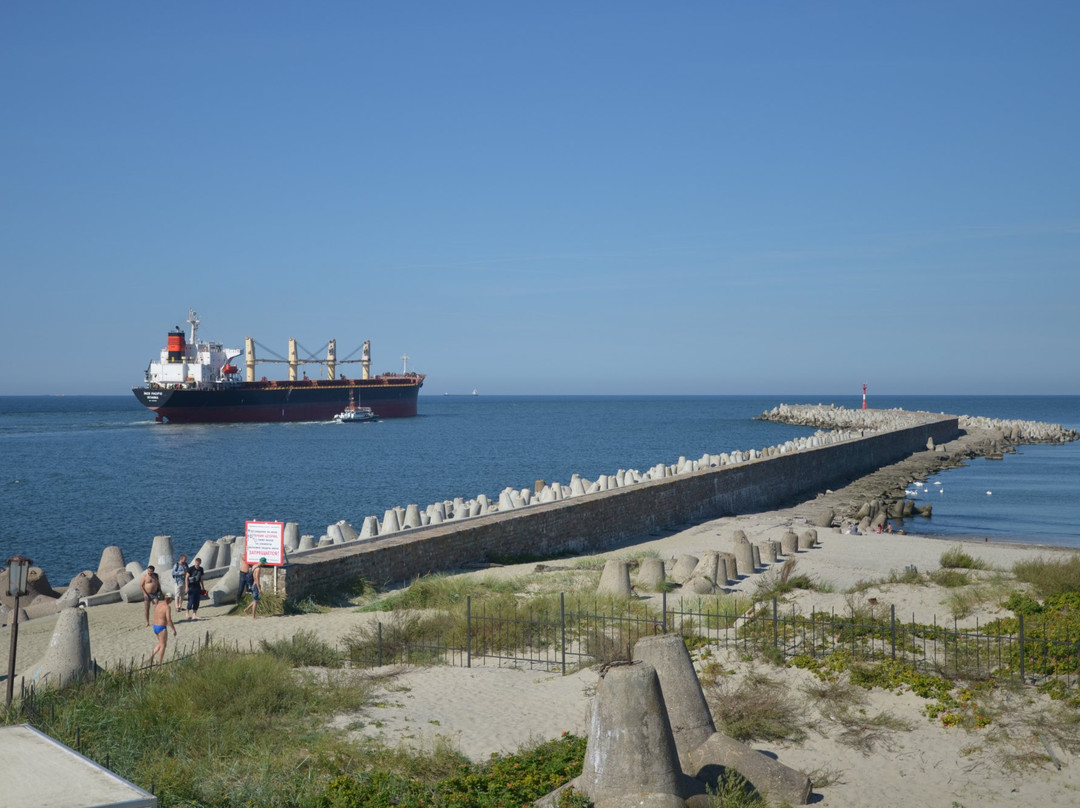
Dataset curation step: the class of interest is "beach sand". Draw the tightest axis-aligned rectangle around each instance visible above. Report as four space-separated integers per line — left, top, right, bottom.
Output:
6 502 1080 806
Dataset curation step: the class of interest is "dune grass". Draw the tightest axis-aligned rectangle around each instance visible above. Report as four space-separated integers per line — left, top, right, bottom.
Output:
1012 555 1080 599
6 645 591 808
703 668 809 744
13 647 375 806
939 546 989 571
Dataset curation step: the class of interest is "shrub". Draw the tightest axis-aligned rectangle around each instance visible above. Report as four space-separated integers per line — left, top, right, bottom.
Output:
260 629 343 668
940 546 987 570
929 568 971 588
704 669 807 743
342 611 458 667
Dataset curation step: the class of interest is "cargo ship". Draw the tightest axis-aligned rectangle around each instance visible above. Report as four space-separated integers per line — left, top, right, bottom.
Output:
133 310 424 423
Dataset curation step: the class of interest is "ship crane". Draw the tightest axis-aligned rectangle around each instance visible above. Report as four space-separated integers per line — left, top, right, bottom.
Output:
243 338 384 381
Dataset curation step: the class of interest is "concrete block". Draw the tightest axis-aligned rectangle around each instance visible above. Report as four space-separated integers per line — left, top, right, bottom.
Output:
637 557 666 592
577 662 687 805
670 555 699 584
147 535 176 573
95 546 126 581
597 559 632 597
18 606 96 693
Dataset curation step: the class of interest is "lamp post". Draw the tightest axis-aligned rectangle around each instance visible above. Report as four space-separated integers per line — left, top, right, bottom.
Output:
5 555 32 709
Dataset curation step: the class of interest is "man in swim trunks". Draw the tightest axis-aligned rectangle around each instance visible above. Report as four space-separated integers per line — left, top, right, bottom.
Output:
150 594 177 665
244 557 265 619
141 566 161 626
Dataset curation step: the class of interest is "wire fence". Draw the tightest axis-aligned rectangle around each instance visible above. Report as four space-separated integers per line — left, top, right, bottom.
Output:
346 593 1080 690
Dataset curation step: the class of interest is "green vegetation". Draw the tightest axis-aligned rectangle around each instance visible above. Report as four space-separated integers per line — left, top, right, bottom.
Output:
8 648 372 806
704 669 808 743
3 646 589 808
314 733 588 807
848 565 922 593
939 546 988 571
793 651 995 729
752 558 832 602
928 568 972 588
261 628 344 668
802 676 913 754
359 573 525 611
1012 555 1080 599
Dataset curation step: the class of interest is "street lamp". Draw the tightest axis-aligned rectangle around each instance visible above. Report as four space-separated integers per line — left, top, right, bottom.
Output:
5 556 33 709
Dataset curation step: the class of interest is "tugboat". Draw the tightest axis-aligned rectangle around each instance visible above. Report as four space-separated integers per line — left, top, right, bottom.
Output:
334 393 378 423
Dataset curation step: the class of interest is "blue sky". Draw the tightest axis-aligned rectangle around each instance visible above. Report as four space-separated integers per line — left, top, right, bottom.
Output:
2 2 1077 396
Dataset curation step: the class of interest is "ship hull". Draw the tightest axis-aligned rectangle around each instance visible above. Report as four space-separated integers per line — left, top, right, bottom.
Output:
133 378 423 423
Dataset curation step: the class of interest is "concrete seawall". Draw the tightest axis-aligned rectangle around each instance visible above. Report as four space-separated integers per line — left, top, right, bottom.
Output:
280 415 959 599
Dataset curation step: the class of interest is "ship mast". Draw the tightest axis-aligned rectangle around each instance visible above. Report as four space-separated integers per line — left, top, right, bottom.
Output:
187 309 200 347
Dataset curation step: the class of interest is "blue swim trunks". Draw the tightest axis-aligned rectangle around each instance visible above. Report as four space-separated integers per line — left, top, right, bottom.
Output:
153 624 166 635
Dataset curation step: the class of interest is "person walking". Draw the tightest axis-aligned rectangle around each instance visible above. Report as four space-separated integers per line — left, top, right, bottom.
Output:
171 554 189 613
150 594 177 665
185 557 205 621
141 566 161 626
238 557 252 598
244 557 265 619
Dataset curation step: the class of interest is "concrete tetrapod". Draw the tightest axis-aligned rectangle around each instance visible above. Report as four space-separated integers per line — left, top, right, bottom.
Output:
147 535 176 574
596 559 632 597
633 634 812 805
17 605 97 695
637 557 667 592
209 567 241 606
193 540 219 572
733 539 754 577
576 662 704 808
284 521 301 551
670 555 699 585
95 546 126 582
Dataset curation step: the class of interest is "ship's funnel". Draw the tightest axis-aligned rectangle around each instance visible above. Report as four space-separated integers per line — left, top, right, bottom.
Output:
167 329 185 363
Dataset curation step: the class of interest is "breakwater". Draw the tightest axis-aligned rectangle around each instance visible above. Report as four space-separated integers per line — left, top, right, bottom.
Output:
280 411 960 600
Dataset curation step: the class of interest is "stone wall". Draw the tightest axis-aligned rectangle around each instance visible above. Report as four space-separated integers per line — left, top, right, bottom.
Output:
280 415 959 599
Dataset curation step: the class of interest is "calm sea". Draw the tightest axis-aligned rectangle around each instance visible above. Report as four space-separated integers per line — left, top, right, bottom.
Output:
1 394 1078 582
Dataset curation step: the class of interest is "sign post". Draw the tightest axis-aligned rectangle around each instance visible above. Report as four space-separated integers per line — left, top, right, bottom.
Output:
244 521 285 594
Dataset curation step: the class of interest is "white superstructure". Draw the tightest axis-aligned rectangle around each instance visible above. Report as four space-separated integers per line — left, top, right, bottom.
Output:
143 309 242 389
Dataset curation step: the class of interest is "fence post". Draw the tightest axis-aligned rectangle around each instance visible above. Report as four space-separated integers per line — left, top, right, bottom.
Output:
560 592 566 677
466 595 472 669
772 598 778 650
890 605 896 660
1019 613 1025 682
662 590 667 634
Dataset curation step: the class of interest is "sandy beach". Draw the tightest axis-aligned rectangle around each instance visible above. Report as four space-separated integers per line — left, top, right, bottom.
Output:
5 497 1080 806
